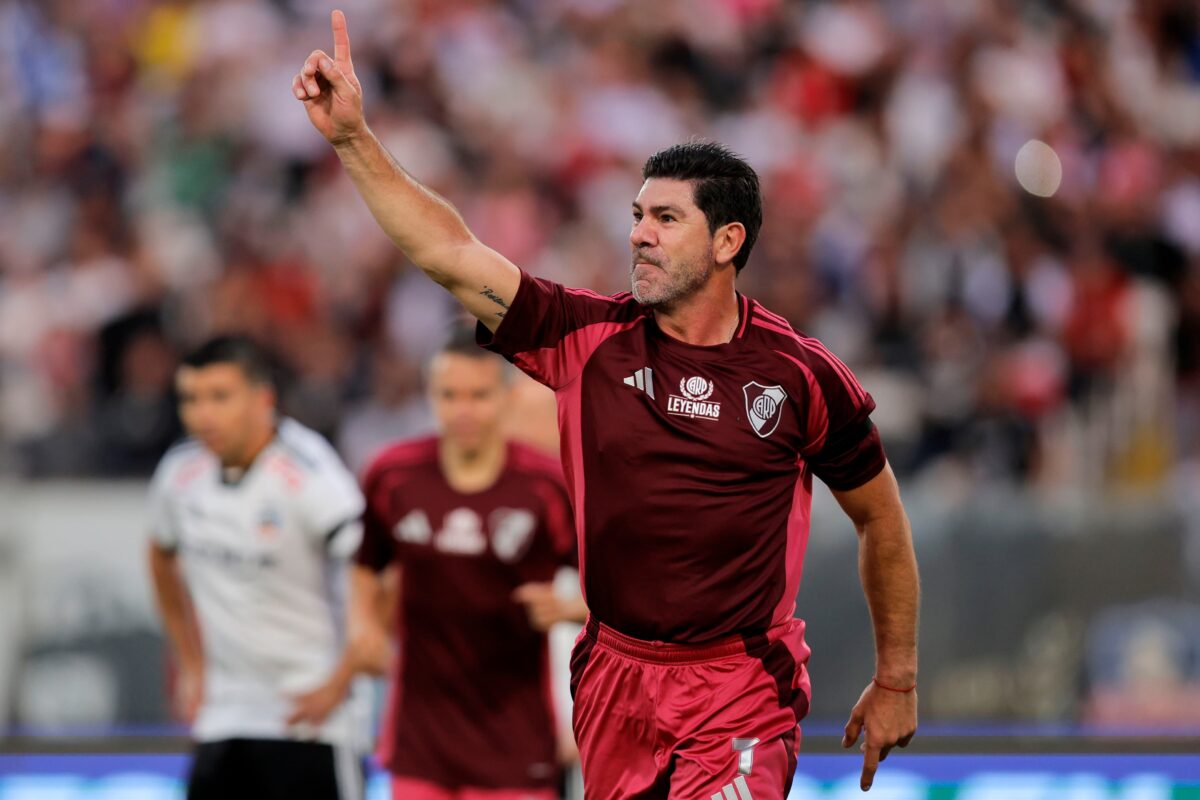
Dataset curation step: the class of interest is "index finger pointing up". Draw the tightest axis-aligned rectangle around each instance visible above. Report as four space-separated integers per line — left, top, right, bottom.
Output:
331 9 352 66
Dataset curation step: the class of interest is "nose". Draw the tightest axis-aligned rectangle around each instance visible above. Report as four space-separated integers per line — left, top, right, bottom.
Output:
630 217 656 250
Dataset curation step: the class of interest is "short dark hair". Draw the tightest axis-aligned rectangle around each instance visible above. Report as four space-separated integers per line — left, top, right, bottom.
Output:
642 141 762 273
181 335 276 387
433 325 513 382
438 325 490 359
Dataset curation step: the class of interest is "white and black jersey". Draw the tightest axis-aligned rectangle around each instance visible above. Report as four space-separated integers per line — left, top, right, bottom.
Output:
148 418 368 757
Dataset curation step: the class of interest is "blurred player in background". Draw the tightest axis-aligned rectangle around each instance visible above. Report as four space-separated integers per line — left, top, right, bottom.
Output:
147 335 370 800
352 327 584 799
505 371 562 457
295 11 918 798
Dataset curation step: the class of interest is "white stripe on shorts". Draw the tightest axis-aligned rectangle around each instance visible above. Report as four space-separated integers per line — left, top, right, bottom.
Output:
333 744 362 800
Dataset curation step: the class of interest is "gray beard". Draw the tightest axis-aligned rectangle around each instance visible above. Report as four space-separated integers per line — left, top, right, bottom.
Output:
630 258 712 307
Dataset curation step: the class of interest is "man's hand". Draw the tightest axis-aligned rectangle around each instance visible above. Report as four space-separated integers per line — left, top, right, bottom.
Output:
285 10 521 329
287 669 352 727
175 666 204 724
513 582 587 632
842 682 917 791
293 10 364 145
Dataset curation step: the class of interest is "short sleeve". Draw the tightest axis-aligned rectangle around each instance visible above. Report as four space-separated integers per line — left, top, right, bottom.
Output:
476 270 643 390
797 343 887 491
810 418 886 491
355 466 396 573
147 458 181 551
297 455 366 555
326 520 364 560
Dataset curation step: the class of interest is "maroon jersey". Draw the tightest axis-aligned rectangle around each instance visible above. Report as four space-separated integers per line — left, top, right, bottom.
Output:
356 437 575 790
477 271 885 644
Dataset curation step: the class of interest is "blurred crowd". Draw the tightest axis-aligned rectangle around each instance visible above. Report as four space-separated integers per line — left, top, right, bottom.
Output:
0 0 1198 490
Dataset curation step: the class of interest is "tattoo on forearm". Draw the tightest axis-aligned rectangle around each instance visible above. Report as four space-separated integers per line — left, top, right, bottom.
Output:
480 286 509 318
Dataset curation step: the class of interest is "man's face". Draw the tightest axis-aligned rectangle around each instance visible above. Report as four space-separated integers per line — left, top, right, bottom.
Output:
629 178 715 307
176 364 274 464
428 353 509 454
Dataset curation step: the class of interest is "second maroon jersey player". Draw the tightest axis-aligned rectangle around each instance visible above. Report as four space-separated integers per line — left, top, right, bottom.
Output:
349 332 581 799
357 436 574 793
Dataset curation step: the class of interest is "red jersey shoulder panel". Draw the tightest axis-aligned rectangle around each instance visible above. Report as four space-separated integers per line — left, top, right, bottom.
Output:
747 300 886 490
749 302 874 432
478 270 649 390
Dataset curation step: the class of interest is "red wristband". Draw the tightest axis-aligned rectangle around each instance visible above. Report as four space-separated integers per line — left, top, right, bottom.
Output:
873 677 917 693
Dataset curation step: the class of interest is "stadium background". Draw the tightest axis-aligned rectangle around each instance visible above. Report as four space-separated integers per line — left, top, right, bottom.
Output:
0 0 1199 796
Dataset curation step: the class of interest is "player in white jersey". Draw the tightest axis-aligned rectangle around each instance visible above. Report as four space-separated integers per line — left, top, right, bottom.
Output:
147 336 374 800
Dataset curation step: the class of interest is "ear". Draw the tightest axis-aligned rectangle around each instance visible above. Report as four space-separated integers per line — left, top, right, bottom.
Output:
712 222 747 268
258 384 278 413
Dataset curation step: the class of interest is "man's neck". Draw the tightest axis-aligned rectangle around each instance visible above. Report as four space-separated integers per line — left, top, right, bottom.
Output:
653 276 740 346
221 426 275 472
440 434 507 494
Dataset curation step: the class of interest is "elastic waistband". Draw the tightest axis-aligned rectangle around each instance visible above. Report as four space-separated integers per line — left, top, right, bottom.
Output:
584 617 782 665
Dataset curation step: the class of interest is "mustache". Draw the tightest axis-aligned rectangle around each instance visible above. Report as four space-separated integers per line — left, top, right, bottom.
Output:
632 251 662 269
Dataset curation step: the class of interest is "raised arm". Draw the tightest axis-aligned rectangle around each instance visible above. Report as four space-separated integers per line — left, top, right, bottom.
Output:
292 10 519 330
830 463 919 792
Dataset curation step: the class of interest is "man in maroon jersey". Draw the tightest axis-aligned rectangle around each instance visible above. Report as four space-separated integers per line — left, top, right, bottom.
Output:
296 12 918 798
352 329 583 800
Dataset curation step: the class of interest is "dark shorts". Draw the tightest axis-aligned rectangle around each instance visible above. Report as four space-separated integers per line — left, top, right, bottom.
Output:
570 617 811 800
187 738 365 800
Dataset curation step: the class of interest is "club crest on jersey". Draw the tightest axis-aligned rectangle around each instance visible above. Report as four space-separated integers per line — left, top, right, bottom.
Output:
490 508 537 563
667 376 721 421
743 382 787 438
258 507 282 539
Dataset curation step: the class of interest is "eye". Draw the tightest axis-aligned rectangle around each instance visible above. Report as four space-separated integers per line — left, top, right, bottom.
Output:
660 214 675 223
632 211 643 222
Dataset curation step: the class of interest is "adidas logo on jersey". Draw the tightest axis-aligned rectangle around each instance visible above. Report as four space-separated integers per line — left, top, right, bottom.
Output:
623 367 655 399
711 776 754 800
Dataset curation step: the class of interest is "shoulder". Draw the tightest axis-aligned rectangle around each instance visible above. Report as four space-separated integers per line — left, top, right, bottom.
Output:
589 287 644 323
151 438 211 488
159 437 204 466
742 299 808 357
523 271 645 321
745 300 860 382
275 418 345 473
742 299 875 426
563 284 639 310
506 441 565 484
360 435 440 488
